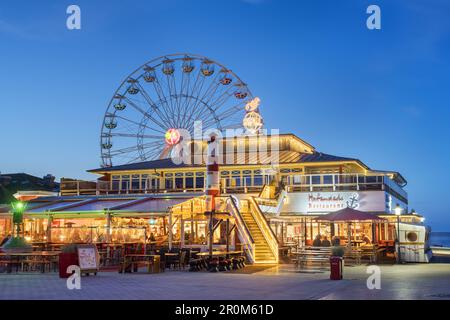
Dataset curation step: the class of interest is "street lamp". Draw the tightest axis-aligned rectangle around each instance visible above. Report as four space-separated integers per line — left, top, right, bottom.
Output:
394 204 402 263
11 201 27 237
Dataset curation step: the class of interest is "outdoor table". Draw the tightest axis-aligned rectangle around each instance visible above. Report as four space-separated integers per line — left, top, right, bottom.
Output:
195 251 243 258
164 252 179 257
0 251 60 273
120 254 161 273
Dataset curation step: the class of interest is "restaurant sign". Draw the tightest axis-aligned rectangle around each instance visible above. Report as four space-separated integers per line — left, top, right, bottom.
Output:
307 192 359 211
281 191 386 214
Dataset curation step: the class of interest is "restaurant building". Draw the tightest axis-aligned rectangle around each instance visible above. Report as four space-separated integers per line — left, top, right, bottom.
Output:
0 133 428 264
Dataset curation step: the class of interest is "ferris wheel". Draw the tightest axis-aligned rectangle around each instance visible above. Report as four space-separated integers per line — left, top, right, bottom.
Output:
100 53 263 167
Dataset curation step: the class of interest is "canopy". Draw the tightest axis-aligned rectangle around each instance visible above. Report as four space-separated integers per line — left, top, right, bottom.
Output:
314 207 386 222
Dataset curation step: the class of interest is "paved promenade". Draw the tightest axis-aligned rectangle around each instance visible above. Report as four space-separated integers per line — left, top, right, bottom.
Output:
1 264 450 300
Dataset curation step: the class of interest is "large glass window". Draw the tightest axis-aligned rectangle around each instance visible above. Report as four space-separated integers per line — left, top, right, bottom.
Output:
175 177 183 189
243 175 252 187
323 175 333 184
366 176 379 183
195 177 204 189
253 175 263 186
165 178 173 190
231 176 241 187
112 175 120 190
231 170 241 187
311 175 321 185
121 175 130 191
185 177 194 189
131 175 140 190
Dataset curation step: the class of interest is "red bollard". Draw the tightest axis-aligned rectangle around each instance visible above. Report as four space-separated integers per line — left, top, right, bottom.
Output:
330 256 343 280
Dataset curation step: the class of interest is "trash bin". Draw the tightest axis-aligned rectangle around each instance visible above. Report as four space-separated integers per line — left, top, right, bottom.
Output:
330 256 343 280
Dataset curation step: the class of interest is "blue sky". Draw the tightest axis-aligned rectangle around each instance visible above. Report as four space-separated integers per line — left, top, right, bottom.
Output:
0 0 449 230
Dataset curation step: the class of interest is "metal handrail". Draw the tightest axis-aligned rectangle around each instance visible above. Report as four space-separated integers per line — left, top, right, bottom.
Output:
225 196 255 263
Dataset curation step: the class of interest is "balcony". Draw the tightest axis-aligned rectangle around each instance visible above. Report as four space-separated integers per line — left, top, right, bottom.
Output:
284 174 407 203
60 173 407 204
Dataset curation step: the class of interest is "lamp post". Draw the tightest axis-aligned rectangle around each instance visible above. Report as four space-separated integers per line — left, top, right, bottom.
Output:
12 201 26 237
394 204 402 263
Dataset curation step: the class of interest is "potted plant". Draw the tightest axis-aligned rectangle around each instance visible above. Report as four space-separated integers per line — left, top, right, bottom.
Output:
331 245 345 258
59 244 79 278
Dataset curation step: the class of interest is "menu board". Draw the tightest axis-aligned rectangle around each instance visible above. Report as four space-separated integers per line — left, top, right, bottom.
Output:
77 245 100 272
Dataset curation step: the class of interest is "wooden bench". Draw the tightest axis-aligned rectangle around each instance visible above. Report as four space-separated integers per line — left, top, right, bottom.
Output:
343 249 362 265
119 255 159 273
295 247 332 270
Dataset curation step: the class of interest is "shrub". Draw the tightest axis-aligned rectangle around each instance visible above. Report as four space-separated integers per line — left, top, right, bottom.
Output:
1 237 31 249
331 246 345 257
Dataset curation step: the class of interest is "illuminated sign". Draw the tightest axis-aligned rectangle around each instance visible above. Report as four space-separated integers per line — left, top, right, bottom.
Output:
281 191 387 214
307 192 359 211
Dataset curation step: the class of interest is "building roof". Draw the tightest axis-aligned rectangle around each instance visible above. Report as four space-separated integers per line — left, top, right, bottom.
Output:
89 151 365 173
299 152 359 163
89 158 198 173
87 133 406 185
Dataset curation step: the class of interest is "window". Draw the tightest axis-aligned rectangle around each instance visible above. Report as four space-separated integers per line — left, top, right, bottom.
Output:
243 175 252 187
175 177 183 189
323 175 333 184
152 179 159 190
112 177 120 190
311 175 321 185
293 175 301 185
231 170 241 187
254 175 263 186
195 177 204 189
165 178 173 190
121 175 130 191
185 177 194 189
366 176 377 183
131 175 140 190
231 176 241 187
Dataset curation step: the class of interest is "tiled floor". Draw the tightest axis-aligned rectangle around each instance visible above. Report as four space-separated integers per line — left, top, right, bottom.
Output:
1 264 450 300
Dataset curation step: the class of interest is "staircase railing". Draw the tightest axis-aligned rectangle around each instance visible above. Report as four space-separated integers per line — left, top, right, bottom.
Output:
226 196 255 264
248 197 279 263
255 188 287 215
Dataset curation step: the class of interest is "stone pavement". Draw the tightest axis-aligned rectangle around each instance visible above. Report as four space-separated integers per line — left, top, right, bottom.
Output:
1 264 450 300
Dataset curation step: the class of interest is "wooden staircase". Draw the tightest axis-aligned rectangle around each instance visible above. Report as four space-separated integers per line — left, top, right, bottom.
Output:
238 198 278 264
225 195 278 264
240 207 277 263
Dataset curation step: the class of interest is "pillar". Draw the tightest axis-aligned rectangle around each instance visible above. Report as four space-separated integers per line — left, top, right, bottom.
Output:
168 211 173 250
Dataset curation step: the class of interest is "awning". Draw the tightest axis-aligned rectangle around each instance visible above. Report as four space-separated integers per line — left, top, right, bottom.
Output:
20 195 198 218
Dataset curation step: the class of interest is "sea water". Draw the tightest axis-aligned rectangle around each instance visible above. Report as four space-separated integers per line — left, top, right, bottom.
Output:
430 232 450 247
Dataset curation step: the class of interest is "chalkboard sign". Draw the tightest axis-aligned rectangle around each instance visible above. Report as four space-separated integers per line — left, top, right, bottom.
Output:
77 245 100 274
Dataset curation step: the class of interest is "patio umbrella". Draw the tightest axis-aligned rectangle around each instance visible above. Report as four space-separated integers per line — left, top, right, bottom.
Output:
314 207 386 222
314 207 385 246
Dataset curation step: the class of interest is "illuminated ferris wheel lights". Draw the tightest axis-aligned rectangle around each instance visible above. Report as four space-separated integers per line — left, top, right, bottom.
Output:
245 97 261 112
165 128 181 146
243 111 263 134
